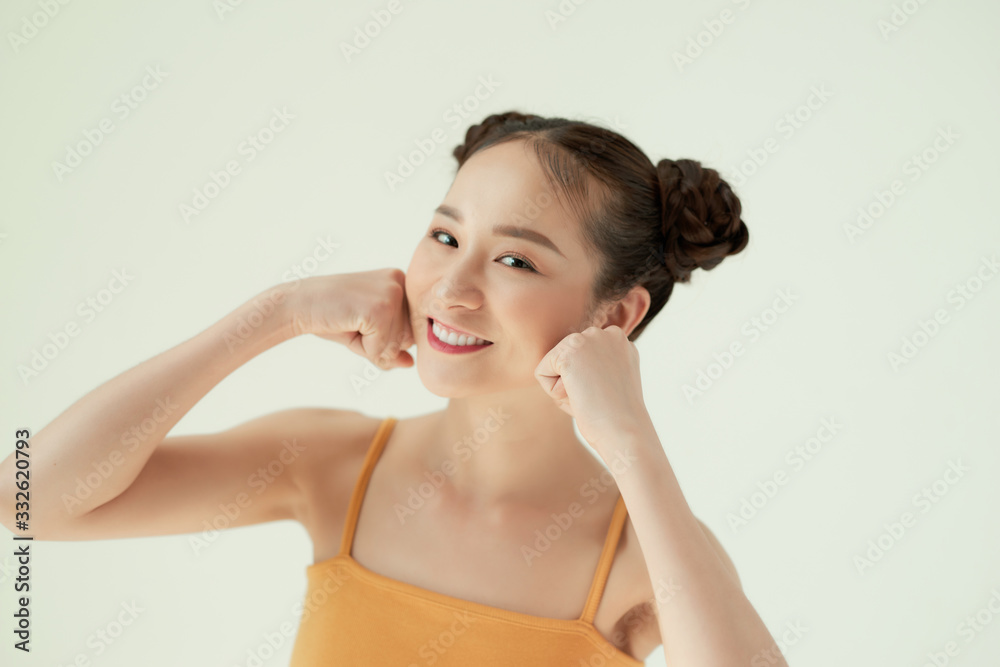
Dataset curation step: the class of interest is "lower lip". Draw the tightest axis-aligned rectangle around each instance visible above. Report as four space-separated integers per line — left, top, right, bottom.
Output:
426 319 494 354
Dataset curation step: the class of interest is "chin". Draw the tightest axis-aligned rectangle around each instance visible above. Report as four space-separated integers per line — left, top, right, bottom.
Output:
411 361 476 398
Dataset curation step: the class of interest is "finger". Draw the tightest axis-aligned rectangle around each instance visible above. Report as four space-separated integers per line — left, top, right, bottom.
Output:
376 308 414 370
551 376 567 402
394 307 416 351
383 309 414 367
533 350 562 396
385 293 414 362
356 314 393 369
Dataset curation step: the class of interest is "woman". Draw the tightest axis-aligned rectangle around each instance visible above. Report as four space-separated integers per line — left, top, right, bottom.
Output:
1 111 785 665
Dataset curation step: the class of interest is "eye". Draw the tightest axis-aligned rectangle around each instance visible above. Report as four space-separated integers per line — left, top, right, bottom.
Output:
427 228 538 273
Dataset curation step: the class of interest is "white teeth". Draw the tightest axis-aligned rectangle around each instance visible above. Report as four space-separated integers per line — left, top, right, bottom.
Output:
432 321 489 346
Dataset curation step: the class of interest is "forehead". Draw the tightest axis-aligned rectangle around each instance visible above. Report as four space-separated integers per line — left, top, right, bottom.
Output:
447 139 580 236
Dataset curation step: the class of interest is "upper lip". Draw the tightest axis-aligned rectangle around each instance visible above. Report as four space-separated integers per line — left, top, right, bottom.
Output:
428 317 492 343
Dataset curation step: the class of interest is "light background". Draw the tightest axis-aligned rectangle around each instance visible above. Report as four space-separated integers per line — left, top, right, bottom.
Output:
1 1 999 665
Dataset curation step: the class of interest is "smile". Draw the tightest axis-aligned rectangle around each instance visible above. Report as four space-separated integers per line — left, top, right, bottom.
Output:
427 318 494 353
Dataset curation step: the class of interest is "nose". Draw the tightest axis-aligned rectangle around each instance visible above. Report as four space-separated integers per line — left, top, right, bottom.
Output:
429 278 482 315
428 265 484 315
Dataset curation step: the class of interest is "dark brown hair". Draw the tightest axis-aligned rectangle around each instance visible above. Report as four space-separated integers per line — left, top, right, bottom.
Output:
451 111 749 342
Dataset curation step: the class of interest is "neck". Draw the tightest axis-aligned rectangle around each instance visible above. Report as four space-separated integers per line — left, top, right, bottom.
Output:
418 385 605 512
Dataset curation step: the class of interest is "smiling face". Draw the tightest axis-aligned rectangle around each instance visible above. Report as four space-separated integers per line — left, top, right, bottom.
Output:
405 138 606 397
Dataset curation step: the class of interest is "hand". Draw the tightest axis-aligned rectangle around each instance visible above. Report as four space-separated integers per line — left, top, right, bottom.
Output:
533 325 652 460
281 268 416 369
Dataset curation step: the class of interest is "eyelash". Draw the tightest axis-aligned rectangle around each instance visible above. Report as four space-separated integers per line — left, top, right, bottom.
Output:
426 228 538 273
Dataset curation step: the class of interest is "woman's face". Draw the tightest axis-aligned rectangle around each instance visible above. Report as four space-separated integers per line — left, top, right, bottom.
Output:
405 139 603 397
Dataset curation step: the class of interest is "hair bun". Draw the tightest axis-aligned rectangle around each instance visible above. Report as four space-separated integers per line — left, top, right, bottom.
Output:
655 158 749 283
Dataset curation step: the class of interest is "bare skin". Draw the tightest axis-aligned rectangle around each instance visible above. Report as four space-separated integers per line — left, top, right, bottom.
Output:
295 409 665 662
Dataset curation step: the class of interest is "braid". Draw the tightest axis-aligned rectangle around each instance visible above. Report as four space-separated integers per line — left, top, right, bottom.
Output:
655 158 749 284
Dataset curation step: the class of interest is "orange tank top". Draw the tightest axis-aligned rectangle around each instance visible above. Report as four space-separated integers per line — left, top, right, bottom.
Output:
289 416 644 666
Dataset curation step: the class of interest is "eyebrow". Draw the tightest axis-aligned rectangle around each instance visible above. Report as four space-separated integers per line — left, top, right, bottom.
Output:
434 204 565 259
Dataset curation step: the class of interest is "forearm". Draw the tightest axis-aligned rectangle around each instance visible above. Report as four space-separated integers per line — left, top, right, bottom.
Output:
614 423 787 667
0 285 298 525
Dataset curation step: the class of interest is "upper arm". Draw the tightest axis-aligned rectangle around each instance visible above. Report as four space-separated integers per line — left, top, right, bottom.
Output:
11 407 358 541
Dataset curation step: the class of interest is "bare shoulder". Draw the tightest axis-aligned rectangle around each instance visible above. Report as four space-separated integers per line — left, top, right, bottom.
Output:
245 407 379 498
283 407 384 470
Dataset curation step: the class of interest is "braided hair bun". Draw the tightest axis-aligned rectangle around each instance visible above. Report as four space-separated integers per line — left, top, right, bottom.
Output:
655 159 749 284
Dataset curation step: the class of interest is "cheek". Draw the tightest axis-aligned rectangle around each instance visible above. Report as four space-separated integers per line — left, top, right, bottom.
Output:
509 295 582 357
405 251 433 300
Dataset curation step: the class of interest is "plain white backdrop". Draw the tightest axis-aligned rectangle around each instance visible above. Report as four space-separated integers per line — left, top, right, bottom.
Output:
1 1 999 665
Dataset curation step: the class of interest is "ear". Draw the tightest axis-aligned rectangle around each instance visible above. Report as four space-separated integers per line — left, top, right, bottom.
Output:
595 285 651 338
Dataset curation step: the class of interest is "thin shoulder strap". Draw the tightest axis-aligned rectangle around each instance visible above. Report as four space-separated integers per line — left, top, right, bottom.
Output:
579 491 629 624
338 416 397 557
